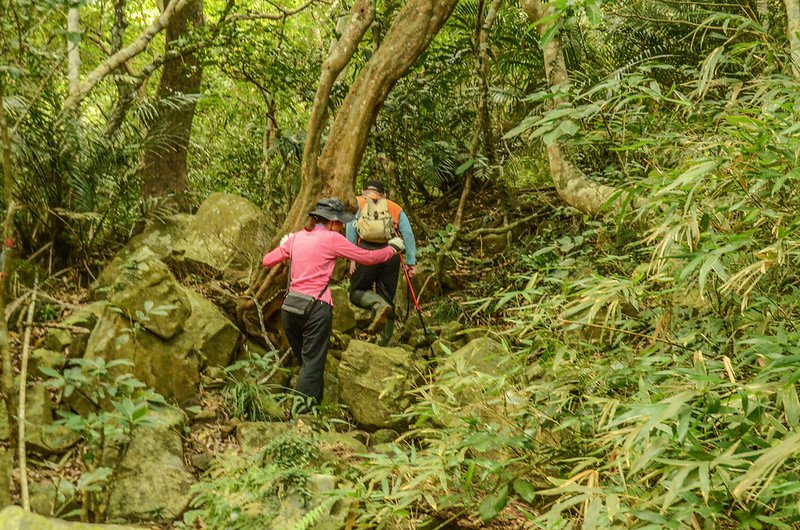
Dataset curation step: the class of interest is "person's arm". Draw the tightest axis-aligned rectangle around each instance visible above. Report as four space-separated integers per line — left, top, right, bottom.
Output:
331 232 395 264
262 235 292 267
397 211 416 266
345 218 358 245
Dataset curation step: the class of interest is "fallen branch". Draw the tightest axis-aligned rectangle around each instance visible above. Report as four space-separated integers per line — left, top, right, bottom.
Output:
22 322 90 334
461 211 543 241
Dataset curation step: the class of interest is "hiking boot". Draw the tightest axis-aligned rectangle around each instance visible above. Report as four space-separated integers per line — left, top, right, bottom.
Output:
378 318 395 347
366 302 392 334
357 291 392 334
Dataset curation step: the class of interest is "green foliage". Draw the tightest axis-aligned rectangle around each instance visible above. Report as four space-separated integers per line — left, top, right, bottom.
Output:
42 356 165 521
185 433 340 530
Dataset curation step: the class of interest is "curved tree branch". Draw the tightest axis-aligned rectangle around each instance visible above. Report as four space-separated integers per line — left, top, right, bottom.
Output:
62 0 192 112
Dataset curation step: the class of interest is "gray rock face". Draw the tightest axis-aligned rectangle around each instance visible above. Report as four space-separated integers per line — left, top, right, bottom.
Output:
0 505 138 529
84 306 200 404
102 247 192 340
337 340 421 430
172 192 272 275
107 408 195 522
236 421 292 453
24 383 78 455
330 286 355 333
84 285 240 404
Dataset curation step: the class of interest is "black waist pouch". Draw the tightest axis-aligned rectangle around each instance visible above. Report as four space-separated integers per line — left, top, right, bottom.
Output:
282 292 317 315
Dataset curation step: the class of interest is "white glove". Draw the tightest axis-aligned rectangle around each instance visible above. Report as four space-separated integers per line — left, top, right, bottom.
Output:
279 232 294 246
388 237 405 253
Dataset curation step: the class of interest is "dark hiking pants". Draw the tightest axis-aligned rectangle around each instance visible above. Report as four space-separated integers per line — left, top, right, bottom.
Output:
281 300 333 406
350 250 401 311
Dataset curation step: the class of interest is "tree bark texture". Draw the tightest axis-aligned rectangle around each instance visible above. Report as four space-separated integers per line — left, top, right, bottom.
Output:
62 0 192 111
786 0 800 78
316 0 460 203
140 0 205 202
521 0 624 216
0 79 17 431
67 6 81 99
285 0 375 233
105 0 137 135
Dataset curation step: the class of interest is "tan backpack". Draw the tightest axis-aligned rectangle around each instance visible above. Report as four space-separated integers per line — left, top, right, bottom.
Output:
355 196 399 243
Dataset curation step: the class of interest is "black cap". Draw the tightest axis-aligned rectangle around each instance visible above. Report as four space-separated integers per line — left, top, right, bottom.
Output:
362 179 385 194
309 198 354 223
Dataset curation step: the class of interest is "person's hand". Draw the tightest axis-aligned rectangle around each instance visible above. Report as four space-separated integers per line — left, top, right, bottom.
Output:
406 265 417 278
349 260 356 275
388 237 405 253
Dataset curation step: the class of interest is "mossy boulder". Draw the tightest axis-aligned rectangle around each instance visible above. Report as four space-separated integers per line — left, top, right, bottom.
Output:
330 286 355 333
171 192 272 275
183 288 240 369
337 340 422 430
102 247 192 340
84 306 200 404
84 288 241 404
93 215 194 292
107 407 195 522
44 302 108 359
29 348 66 377
0 505 138 529
236 421 292 453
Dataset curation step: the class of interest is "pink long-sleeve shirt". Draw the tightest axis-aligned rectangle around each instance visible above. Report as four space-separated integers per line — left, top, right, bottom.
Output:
262 224 395 306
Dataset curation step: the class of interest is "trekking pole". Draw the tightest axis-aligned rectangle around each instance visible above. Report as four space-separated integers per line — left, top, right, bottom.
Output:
399 255 434 355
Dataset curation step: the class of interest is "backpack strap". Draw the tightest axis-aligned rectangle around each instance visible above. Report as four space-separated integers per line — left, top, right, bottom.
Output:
356 194 402 228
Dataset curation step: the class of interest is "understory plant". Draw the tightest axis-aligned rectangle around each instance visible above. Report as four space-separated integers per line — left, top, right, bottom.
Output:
42 357 165 522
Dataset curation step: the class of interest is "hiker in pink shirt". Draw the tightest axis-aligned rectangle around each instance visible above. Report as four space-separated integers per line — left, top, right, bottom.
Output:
262 198 405 412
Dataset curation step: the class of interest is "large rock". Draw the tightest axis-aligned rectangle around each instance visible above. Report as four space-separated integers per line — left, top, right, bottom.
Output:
236 421 292 453
92 215 194 292
171 193 272 275
84 287 240 404
337 340 421 430
183 288 240 369
98 247 192 340
107 407 195 522
84 306 200 404
0 506 137 529
24 382 80 455
330 286 355 333
444 336 509 376
44 302 108 359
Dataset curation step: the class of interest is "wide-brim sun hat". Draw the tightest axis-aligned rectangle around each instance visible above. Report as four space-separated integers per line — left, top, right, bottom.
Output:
309 197 354 223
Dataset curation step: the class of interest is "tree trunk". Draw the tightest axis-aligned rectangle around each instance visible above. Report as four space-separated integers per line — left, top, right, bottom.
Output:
62 0 193 111
316 0 459 204
245 0 458 325
283 0 376 234
520 0 626 216
0 78 17 464
67 6 81 99
105 0 137 135
786 0 800 78
140 0 204 203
